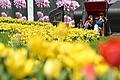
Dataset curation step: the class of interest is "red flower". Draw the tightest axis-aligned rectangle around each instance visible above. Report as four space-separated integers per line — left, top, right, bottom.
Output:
83 65 96 80
99 38 120 67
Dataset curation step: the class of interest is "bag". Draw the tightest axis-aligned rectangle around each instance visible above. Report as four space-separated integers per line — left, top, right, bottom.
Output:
94 24 99 32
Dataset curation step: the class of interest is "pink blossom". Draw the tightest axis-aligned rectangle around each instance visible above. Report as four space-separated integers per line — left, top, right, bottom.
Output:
38 16 49 22
56 0 80 11
0 0 11 9
82 65 96 80
15 12 22 18
35 0 50 8
20 16 27 20
38 18 43 22
70 20 75 24
14 0 26 8
70 1 80 11
64 15 72 24
37 11 44 18
1 12 7 17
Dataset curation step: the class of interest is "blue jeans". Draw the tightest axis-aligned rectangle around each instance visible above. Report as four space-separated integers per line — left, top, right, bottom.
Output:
84 24 92 30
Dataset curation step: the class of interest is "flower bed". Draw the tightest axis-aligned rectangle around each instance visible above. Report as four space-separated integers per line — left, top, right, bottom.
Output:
0 17 100 47
0 17 52 26
0 17 119 80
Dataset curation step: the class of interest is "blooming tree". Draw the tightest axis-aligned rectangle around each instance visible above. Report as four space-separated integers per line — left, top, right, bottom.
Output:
0 0 11 17
35 0 50 8
35 0 50 21
37 11 49 22
56 0 79 24
14 0 26 9
13 0 27 19
0 0 11 9
70 1 80 11
56 0 80 11
15 11 27 20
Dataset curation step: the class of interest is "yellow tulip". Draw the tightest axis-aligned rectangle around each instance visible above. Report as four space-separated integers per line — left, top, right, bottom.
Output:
28 36 49 58
44 59 62 78
95 63 110 77
24 59 35 75
0 42 5 57
5 48 36 79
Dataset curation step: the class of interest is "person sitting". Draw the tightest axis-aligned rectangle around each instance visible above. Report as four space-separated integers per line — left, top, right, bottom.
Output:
84 15 94 30
94 13 107 35
96 13 106 28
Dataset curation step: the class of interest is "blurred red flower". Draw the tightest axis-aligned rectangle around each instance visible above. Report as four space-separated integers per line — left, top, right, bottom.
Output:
99 38 120 67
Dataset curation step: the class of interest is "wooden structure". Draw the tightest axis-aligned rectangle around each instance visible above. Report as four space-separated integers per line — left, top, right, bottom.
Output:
85 1 108 36
74 1 120 36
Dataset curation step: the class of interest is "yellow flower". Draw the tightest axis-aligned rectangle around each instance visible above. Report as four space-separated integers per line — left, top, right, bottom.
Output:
52 22 69 41
93 55 103 64
69 48 97 67
95 63 110 77
0 42 5 57
5 52 26 78
58 54 78 68
44 59 62 78
71 68 83 80
24 59 35 75
28 36 49 58
5 48 36 79
58 42 73 54
57 42 97 68
46 41 61 58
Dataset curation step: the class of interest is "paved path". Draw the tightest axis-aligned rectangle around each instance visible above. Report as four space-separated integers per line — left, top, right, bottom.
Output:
111 33 120 37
